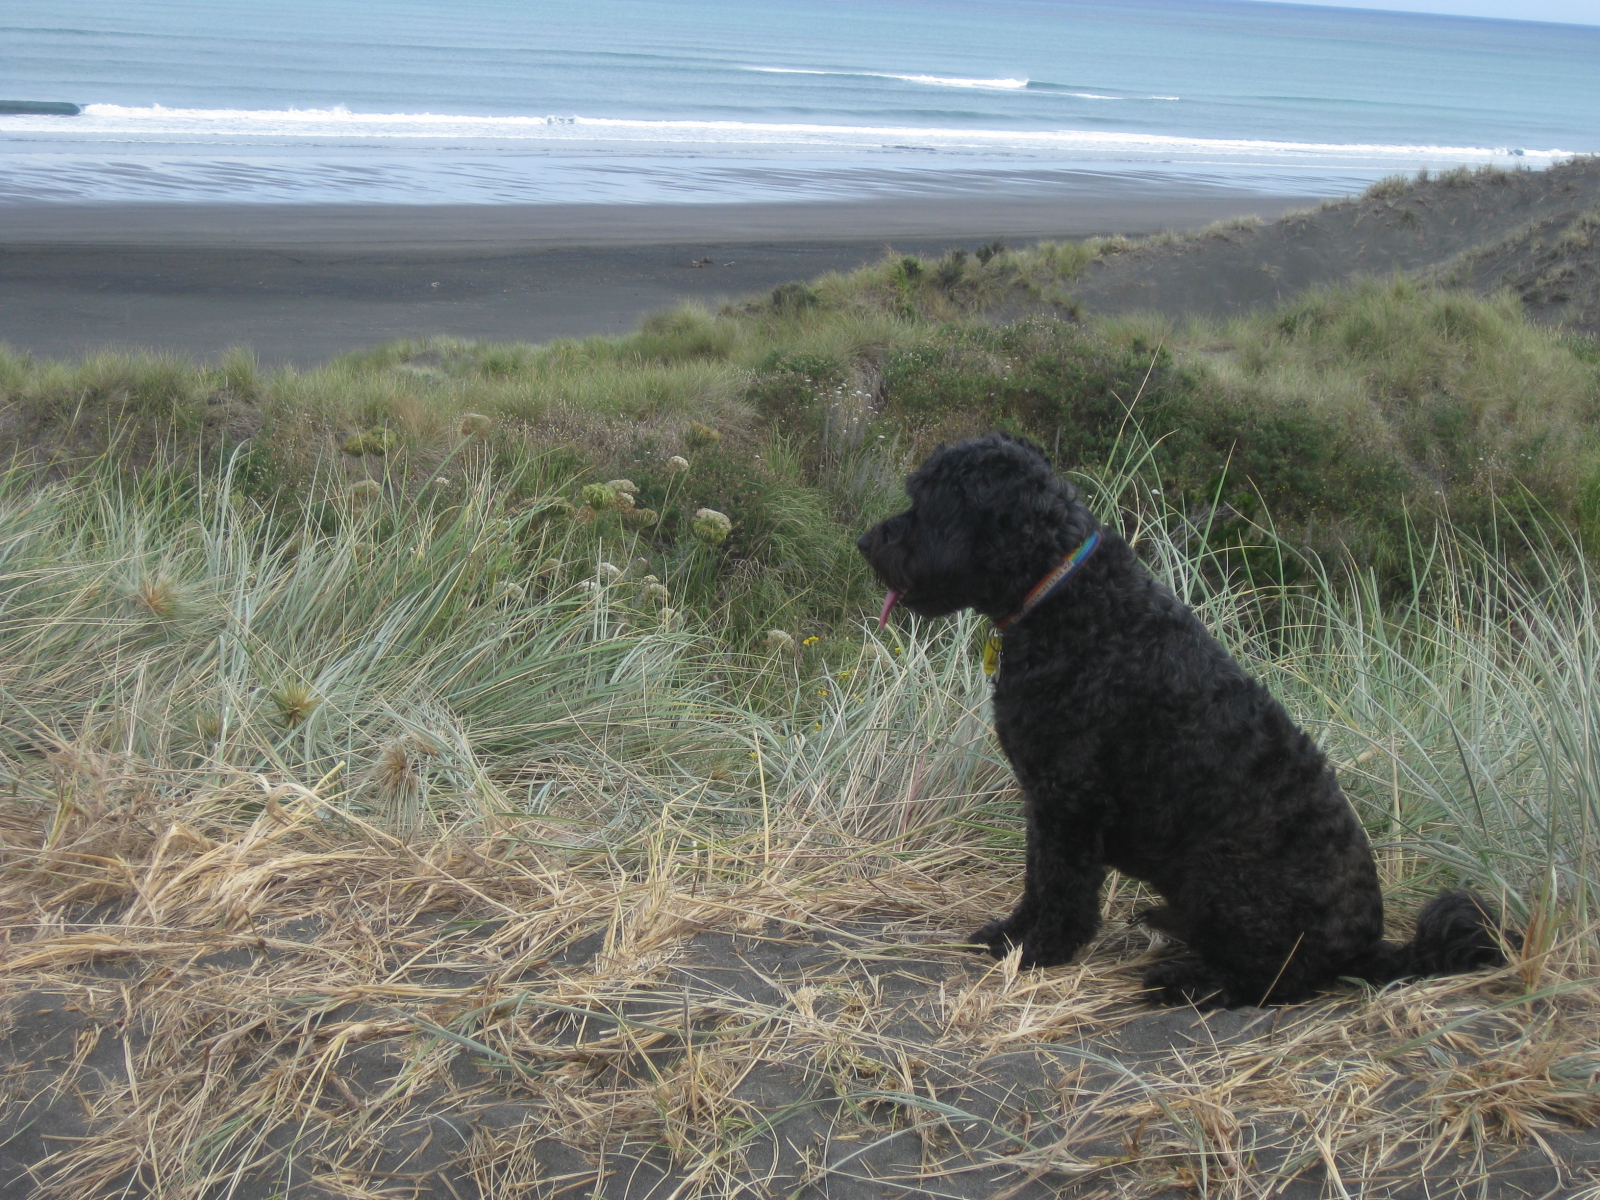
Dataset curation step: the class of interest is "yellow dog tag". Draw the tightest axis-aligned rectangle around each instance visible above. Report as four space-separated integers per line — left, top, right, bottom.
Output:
982 633 1002 675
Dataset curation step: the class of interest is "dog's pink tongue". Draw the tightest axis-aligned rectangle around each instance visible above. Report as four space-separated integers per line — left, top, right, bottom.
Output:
878 590 899 629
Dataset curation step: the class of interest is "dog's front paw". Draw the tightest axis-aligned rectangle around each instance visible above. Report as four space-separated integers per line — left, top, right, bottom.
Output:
1141 956 1232 1009
968 916 1030 957
969 920 1081 969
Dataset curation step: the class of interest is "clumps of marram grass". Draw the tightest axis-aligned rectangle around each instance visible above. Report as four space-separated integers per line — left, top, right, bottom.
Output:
1201 277 1600 526
1366 173 1416 200
1365 163 1522 203
1438 163 1517 188
1201 214 1264 238
340 427 400 456
691 507 732 546
1559 204 1600 247
770 281 820 313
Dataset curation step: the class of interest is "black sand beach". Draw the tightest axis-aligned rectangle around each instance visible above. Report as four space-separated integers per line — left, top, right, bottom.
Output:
0 187 1323 366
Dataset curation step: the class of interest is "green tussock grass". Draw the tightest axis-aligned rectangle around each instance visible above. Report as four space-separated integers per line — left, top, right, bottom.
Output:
5 314 1600 1194
6 271 1597 642
0 254 1597 916
2 440 1597 935
3 445 1600 1198
1364 163 1525 200
7 210 1600 1194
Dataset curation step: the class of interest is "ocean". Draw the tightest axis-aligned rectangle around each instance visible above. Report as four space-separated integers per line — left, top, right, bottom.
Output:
3 0 1597 206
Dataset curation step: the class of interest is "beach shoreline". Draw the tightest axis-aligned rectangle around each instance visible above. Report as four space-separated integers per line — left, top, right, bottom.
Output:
0 189 1325 248
0 188 1322 366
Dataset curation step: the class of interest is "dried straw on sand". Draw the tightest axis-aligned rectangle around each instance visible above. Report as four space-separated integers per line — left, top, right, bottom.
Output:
3 763 1598 1200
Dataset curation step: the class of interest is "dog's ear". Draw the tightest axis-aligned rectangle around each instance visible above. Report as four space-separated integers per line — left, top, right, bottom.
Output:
989 432 1082 512
1050 474 1080 507
989 430 1052 469
1017 469 1078 525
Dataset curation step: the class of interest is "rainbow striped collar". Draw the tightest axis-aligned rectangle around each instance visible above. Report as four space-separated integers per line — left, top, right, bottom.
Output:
995 529 1102 631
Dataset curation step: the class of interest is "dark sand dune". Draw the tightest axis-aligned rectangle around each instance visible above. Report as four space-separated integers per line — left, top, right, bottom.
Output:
1069 157 1600 334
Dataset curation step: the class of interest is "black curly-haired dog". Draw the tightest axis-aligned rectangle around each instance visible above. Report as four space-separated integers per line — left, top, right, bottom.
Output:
858 432 1507 1007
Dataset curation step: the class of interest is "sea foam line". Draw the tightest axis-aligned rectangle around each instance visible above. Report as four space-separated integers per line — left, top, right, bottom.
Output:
744 66 1028 89
745 69 1179 99
1 106 1574 165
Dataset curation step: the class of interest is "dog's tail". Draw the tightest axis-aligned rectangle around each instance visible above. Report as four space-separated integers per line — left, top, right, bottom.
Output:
1350 889 1512 985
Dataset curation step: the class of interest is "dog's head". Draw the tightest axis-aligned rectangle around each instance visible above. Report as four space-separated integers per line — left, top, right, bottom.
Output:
857 433 1093 625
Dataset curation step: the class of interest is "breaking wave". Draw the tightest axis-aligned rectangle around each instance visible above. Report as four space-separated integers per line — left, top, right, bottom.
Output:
0 105 1563 169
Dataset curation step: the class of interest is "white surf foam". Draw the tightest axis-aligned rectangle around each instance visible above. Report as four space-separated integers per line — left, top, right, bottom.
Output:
745 70 1180 100
883 73 1029 90
744 67 1028 90
0 105 1575 168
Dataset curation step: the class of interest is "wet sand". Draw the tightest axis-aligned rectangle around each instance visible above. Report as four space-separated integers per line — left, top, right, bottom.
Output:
0 188 1324 367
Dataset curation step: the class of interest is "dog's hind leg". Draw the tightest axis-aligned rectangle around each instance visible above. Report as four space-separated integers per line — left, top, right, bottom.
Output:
1141 955 1234 1009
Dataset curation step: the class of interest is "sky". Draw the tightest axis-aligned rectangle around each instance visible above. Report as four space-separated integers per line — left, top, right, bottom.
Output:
1261 0 1600 24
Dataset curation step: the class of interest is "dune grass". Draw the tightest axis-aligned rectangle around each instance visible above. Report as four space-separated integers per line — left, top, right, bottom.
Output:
2 443 1599 1197
4 433 1597 931
4 241 1600 1193
3 266 1596 640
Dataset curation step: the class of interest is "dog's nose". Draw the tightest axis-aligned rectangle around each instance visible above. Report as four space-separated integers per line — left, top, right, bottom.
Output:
856 530 874 554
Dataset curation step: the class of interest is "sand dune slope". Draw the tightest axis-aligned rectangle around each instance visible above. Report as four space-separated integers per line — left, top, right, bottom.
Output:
1070 157 1600 335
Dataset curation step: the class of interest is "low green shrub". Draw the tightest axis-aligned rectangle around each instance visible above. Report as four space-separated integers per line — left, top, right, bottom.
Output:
2 263 1596 630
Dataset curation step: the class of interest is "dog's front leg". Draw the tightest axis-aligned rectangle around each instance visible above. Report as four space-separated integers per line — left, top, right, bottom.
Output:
970 795 1104 969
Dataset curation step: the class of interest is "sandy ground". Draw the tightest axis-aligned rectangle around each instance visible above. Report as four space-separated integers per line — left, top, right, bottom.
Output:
5 896 1594 1199
1071 157 1600 334
4 162 1596 368
2 772 1596 1200
0 188 1322 367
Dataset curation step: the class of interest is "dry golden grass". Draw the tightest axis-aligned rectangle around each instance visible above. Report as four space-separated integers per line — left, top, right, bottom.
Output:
2 757 1596 1200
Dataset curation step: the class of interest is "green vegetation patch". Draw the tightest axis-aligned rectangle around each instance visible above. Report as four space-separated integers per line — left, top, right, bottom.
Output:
1 262 1597 628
